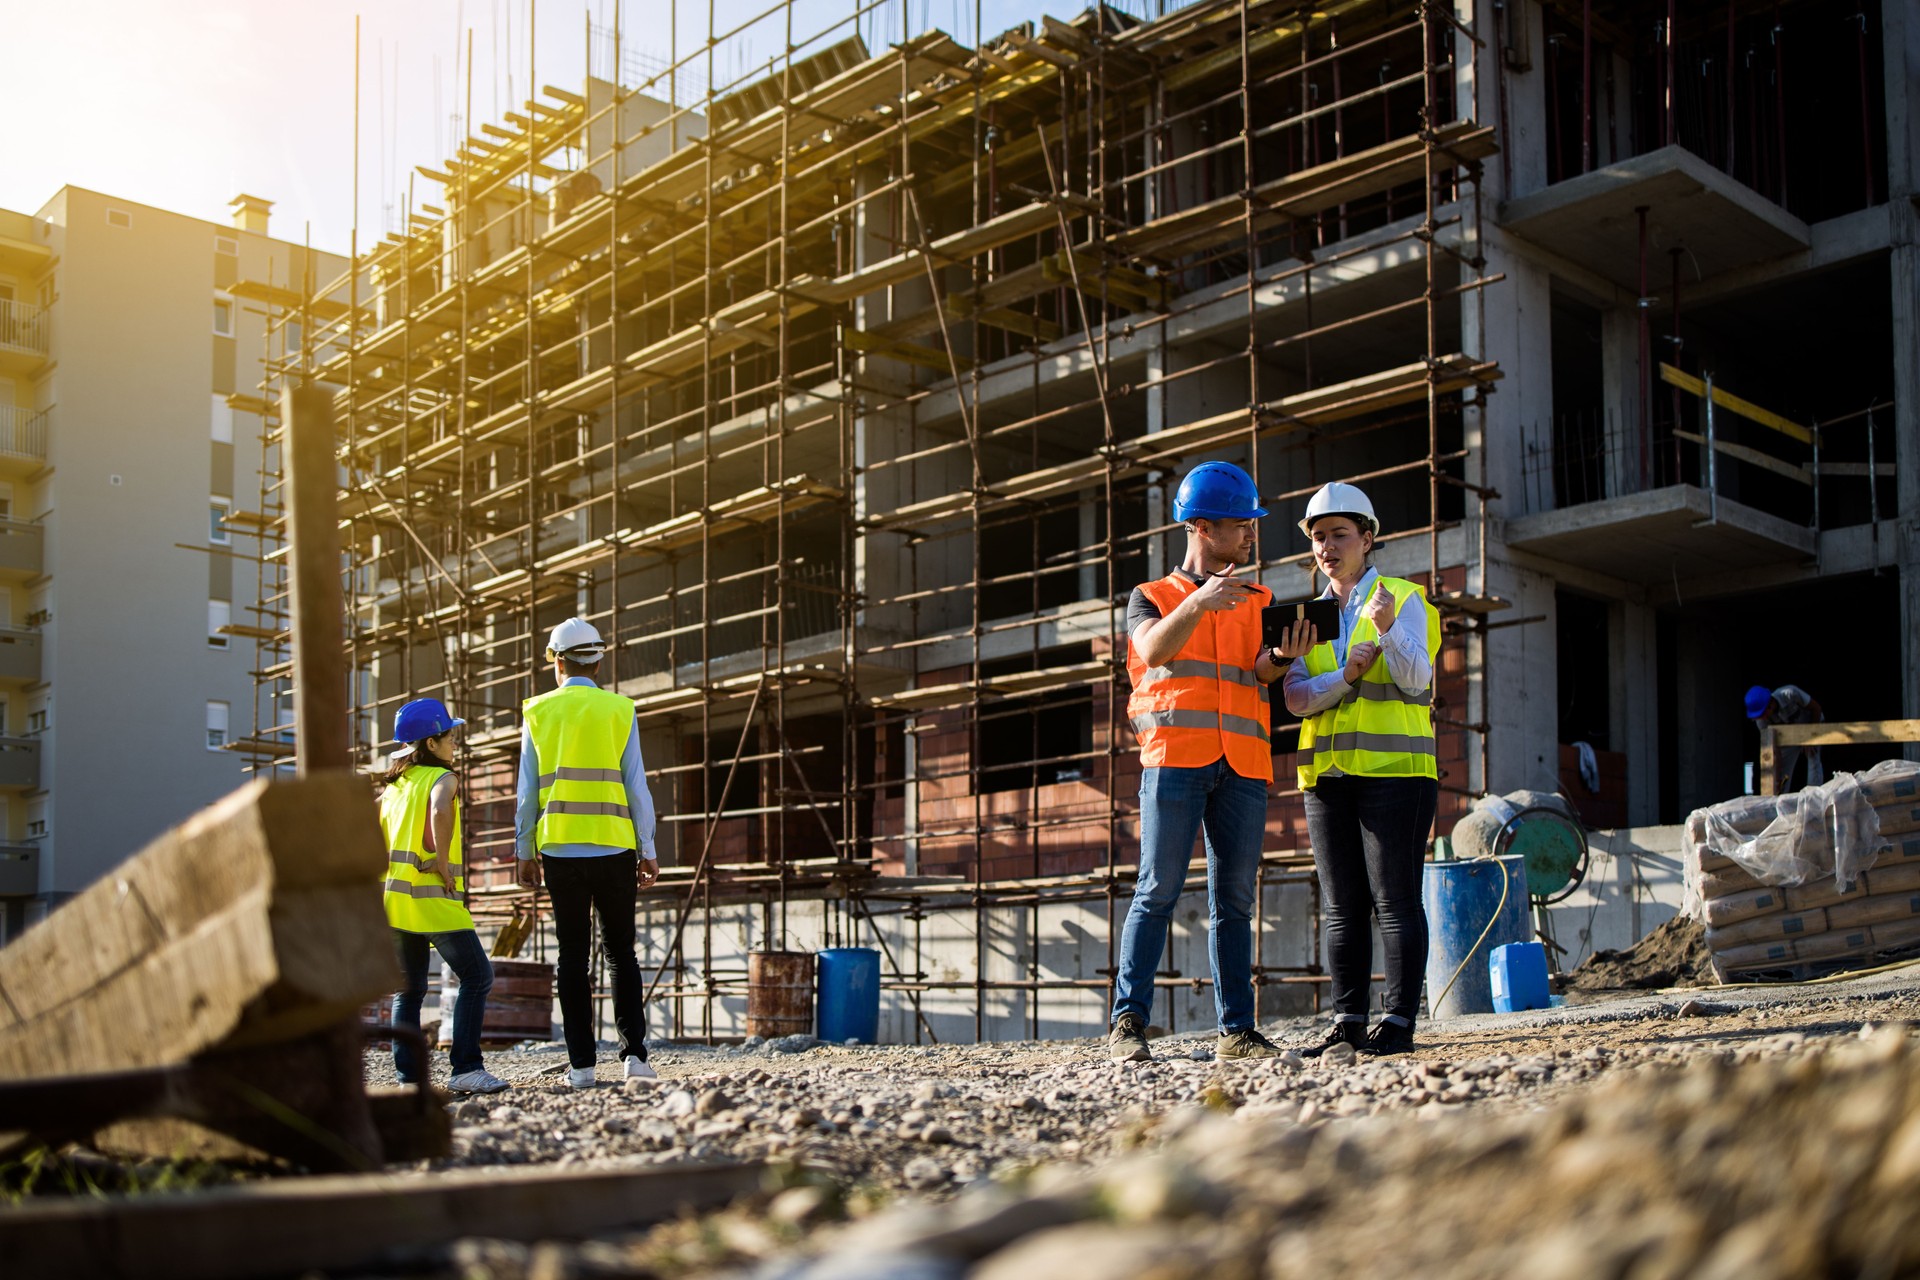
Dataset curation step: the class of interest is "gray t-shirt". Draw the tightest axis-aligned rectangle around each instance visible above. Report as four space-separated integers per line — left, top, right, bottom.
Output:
1126 568 1208 635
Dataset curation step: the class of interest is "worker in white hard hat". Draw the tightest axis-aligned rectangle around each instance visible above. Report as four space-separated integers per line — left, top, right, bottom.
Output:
514 617 661 1088
1283 481 1440 1058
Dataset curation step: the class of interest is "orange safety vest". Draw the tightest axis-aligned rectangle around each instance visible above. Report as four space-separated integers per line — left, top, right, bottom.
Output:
1125 573 1274 782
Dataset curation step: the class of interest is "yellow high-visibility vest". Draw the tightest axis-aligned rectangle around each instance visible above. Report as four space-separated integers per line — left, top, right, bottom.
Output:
1297 575 1441 790
379 765 474 933
523 684 638 851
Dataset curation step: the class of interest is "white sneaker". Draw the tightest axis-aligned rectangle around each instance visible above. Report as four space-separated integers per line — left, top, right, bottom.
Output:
623 1057 658 1081
569 1066 596 1089
447 1068 510 1094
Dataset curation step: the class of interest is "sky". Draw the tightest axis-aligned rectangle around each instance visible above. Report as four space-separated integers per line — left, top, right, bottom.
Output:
2 0 1172 257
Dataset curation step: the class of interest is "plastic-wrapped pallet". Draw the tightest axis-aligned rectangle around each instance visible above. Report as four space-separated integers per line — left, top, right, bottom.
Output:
1685 759 1920 980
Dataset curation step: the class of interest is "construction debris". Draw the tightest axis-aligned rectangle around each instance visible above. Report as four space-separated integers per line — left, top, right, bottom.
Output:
1559 914 1714 994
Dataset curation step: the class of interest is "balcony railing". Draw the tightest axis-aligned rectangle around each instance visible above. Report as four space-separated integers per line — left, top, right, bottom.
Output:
0 628 42 682
0 405 47 462
0 299 48 358
0 737 39 790
0 843 35 896
0 519 42 575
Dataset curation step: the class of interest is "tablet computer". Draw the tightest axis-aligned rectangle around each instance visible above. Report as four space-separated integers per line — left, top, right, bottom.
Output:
1262 598 1339 650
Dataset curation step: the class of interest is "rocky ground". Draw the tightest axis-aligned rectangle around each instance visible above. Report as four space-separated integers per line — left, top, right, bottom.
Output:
355 961 1920 1279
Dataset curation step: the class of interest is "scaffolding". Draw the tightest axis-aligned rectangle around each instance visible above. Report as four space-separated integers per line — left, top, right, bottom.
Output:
230 0 1506 1042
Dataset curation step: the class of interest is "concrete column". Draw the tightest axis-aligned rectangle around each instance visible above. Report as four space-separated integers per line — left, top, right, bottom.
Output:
1600 308 1642 501
1613 599 1661 825
1884 0 1920 733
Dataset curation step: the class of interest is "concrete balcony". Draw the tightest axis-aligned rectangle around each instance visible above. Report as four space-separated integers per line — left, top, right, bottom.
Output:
0 520 42 577
0 298 49 370
0 629 43 683
0 404 47 467
0 737 39 791
0 843 37 896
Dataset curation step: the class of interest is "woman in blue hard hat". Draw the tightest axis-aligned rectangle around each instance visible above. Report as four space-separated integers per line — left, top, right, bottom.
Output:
375 697 509 1093
1282 481 1442 1057
1745 683 1824 793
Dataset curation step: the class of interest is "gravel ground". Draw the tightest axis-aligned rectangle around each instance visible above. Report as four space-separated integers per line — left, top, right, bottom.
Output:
376 963 1920 1206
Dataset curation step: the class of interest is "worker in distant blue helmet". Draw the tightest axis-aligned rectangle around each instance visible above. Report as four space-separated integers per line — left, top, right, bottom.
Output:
375 696 509 1094
1746 683 1824 793
1111 460 1311 1064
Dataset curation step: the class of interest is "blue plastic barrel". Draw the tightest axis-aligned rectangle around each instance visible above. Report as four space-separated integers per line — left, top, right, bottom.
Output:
1489 941 1551 1013
1423 855 1529 1019
816 947 881 1044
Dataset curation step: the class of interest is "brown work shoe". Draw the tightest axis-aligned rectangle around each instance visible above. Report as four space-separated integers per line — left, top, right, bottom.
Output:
1109 1012 1152 1063
1216 1027 1284 1059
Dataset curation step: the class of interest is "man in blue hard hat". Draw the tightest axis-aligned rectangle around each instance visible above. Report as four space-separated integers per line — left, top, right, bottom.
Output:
1112 460 1316 1063
1746 683 1824 793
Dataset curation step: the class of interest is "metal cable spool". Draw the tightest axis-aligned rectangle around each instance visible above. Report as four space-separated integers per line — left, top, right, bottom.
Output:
1493 803 1591 904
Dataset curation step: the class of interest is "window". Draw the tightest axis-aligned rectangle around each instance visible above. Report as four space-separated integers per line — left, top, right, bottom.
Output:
210 394 234 443
212 298 233 337
105 208 132 229
25 709 46 736
208 599 230 648
36 277 53 309
214 234 238 256
26 819 45 838
209 497 231 545
207 701 230 751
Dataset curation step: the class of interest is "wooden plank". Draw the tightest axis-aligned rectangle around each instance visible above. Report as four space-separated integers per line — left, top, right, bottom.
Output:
1772 719 1920 748
1671 428 1815 486
1659 363 1814 445
283 385 350 773
0 1159 764 1280
0 773 396 1080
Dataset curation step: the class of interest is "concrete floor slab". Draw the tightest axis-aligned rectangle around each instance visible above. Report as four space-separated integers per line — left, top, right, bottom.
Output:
1503 484 1815 583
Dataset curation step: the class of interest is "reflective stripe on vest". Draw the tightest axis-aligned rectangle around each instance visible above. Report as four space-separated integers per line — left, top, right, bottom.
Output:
524 684 638 851
1124 573 1274 783
378 765 475 933
1297 575 1441 790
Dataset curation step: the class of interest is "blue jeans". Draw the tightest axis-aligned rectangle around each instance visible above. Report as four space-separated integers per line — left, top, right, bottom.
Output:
393 928 493 1080
1112 760 1268 1034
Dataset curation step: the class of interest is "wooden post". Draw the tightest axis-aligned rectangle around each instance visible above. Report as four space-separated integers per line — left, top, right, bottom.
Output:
282 383 349 773
1758 723 1777 797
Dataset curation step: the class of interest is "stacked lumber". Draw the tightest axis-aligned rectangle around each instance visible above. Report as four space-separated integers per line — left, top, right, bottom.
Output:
1690 763 1920 978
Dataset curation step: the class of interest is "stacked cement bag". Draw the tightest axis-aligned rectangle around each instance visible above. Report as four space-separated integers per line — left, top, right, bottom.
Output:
1688 760 1920 978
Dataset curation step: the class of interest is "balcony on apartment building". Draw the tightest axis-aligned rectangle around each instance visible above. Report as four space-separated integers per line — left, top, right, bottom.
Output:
0 628 43 684
0 843 36 896
0 298 49 370
0 519 43 577
0 404 48 468
0 737 39 791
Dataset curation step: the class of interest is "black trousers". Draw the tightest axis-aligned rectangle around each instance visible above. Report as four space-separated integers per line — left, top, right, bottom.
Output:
542 850 648 1068
1305 774 1438 1023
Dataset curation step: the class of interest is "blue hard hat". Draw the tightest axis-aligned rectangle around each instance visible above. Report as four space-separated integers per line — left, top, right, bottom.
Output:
1743 685 1773 719
1172 461 1267 522
392 697 466 747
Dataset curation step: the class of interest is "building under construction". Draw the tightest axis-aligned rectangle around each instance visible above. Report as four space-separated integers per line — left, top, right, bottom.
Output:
226 0 1919 1041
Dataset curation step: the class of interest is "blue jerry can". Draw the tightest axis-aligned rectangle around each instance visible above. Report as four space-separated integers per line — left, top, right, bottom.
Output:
1489 941 1551 1014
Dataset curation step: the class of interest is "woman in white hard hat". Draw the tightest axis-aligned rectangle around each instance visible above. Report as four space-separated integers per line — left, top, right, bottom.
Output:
1283 482 1441 1057
375 697 510 1093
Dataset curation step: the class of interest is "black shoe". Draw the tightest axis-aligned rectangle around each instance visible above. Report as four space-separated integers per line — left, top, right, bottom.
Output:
1298 1021 1368 1058
1108 1012 1151 1063
1363 1020 1416 1056
1217 1027 1286 1059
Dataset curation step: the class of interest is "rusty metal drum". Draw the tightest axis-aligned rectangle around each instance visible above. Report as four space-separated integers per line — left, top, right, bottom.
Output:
746 950 815 1039
440 958 555 1044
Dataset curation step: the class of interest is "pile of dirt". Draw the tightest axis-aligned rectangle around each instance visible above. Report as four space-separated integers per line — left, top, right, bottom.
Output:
1561 912 1715 993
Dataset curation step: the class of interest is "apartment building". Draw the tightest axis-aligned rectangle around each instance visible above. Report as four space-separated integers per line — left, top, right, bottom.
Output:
0 188 347 939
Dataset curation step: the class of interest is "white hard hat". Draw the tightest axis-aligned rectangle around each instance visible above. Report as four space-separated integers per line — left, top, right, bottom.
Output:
545 616 607 661
1298 481 1380 537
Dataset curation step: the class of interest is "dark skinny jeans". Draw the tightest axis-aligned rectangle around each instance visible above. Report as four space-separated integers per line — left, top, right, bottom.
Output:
542 850 649 1069
393 927 494 1080
1304 774 1437 1023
